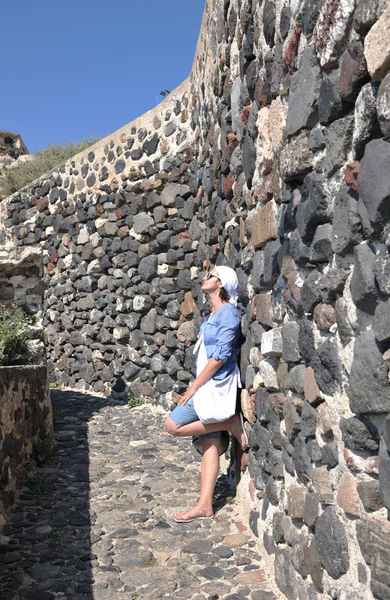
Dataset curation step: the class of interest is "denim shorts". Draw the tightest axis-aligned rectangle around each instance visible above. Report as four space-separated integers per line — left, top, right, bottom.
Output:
169 398 221 439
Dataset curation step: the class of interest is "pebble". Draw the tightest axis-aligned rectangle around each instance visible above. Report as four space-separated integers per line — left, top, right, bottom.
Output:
0 390 282 599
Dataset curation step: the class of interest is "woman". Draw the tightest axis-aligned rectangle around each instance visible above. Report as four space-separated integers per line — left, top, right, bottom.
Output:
164 265 247 522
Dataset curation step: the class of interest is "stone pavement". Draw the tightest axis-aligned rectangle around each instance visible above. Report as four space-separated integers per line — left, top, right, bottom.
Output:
0 390 282 600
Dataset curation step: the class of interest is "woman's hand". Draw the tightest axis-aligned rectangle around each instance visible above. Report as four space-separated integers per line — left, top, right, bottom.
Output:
177 384 198 406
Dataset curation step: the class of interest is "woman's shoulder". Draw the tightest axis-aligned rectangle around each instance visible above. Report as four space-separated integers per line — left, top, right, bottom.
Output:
217 303 240 323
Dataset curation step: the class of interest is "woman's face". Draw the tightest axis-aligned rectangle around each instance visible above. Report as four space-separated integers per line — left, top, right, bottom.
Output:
201 268 222 294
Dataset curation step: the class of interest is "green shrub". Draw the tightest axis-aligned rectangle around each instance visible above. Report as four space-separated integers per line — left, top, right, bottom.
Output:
128 392 142 409
0 304 36 366
25 473 51 493
0 136 100 199
33 438 54 465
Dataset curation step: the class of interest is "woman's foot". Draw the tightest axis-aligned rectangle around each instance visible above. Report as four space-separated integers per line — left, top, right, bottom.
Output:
230 414 248 450
174 504 214 522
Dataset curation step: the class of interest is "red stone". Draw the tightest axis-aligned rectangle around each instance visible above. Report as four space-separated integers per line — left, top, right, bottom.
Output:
181 292 196 318
253 294 273 327
177 232 191 248
235 569 266 584
339 42 368 102
184 147 194 163
241 451 249 472
227 132 239 150
235 521 248 533
50 250 58 264
56 354 68 370
284 26 302 69
345 161 360 194
47 263 55 275
255 175 273 203
254 79 268 108
141 179 152 191
268 393 286 415
241 105 251 126
224 172 234 200
161 140 170 155
314 303 336 332
36 197 49 213
118 226 129 239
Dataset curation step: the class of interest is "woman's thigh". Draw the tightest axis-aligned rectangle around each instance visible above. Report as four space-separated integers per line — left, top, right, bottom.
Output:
169 399 222 439
169 399 199 426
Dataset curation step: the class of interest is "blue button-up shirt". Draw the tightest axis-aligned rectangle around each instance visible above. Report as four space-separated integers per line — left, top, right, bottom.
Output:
198 303 241 381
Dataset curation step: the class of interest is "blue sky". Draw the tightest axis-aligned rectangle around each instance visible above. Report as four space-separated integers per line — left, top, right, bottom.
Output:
2 0 205 153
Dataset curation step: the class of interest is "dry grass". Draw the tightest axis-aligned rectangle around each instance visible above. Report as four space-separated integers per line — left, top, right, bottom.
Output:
0 136 100 199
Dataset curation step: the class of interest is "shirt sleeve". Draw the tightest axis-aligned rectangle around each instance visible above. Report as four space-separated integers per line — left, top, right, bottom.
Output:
211 311 239 363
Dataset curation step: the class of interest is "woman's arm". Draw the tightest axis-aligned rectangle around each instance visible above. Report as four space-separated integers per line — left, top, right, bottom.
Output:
177 357 223 406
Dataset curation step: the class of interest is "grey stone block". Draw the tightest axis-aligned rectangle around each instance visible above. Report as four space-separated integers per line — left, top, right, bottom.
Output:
379 438 390 510
358 139 390 235
315 506 349 579
357 480 384 512
285 46 322 137
349 330 390 414
356 515 390 599
281 322 301 363
341 416 380 452
374 299 390 343
350 244 378 315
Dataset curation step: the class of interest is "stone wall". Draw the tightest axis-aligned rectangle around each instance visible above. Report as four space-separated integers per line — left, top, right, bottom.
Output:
0 365 53 526
0 246 46 362
1 0 390 597
0 247 51 525
0 131 30 198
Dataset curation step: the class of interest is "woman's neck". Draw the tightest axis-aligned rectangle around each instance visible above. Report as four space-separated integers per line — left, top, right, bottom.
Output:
210 292 227 314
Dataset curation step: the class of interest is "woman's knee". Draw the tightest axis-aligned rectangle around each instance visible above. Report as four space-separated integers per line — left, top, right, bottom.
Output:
164 417 180 436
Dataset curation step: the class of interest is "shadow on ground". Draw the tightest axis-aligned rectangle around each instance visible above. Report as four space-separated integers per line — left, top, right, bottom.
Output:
0 390 236 600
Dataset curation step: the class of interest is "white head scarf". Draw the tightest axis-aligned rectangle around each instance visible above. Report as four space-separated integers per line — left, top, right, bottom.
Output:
215 266 239 306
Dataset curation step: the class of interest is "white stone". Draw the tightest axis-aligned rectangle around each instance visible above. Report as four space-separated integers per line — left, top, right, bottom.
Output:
364 3 390 79
77 228 90 245
250 347 264 368
190 266 199 280
231 77 242 134
87 259 100 274
261 328 283 357
90 309 102 324
63 254 78 268
158 264 169 275
113 327 129 340
92 350 104 362
90 232 101 248
258 359 279 390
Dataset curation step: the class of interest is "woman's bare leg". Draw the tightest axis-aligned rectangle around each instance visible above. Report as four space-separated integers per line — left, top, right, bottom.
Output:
174 437 220 521
165 414 247 449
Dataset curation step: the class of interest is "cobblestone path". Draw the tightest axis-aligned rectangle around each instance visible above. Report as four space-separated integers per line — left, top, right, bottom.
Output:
0 390 281 600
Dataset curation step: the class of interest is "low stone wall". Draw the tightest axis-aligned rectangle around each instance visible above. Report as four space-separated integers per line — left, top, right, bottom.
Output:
0 365 53 526
0 246 51 525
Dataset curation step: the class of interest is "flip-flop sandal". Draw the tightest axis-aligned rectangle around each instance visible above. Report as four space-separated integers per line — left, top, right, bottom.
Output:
174 512 214 523
239 412 249 450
